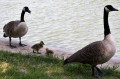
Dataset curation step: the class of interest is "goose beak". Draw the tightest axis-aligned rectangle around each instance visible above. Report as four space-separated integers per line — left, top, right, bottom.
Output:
113 8 119 11
29 11 31 14
28 10 31 14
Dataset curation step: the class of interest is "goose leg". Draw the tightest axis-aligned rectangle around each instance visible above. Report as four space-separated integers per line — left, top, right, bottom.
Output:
95 67 107 78
92 66 95 76
19 37 27 47
9 37 16 48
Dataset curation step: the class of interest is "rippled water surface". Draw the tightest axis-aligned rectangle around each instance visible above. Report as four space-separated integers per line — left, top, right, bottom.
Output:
0 0 120 57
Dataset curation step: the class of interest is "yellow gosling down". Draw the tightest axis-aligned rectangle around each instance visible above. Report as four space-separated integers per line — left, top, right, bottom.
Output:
45 48 54 57
31 41 45 54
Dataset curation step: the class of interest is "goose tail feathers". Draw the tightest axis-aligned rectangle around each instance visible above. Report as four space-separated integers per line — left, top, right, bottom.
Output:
63 59 69 65
3 33 8 37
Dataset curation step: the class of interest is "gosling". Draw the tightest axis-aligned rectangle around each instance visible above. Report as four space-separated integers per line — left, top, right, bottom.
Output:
45 48 54 57
31 41 45 54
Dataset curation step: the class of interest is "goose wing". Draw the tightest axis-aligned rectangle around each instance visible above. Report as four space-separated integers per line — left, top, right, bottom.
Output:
67 41 106 65
3 20 21 36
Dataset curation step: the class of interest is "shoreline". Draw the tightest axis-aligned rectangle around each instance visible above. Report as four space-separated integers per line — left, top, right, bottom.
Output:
0 38 120 71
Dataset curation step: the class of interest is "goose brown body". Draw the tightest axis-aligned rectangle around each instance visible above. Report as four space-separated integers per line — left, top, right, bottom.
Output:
3 6 31 48
3 20 28 38
63 5 118 77
66 34 116 66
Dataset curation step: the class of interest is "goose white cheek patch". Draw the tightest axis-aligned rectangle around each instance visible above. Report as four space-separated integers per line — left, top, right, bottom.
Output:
23 8 25 11
105 7 111 12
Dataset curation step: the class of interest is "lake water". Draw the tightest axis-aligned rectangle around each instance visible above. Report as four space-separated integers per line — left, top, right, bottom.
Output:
0 0 120 57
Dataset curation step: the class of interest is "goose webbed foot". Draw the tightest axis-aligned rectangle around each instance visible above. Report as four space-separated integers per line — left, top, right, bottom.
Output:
95 73 103 78
95 71 107 78
92 66 107 78
19 43 27 47
10 45 16 49
95 67 107 78
19 37 27 47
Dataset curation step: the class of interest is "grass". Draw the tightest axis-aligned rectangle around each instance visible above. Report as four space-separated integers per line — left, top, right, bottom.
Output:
0 50 120 79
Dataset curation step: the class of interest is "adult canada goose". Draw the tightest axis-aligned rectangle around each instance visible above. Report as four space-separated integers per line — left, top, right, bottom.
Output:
45 48 54 57
3 6 31 48
31 41 45 54
63 5 118 77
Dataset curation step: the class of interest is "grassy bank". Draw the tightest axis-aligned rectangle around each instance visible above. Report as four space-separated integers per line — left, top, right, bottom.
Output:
0 51 120 79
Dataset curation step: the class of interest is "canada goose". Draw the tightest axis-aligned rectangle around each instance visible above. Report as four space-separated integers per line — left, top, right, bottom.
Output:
45 48 54 57
3 6 31 48
31 41 45 54
63 5 118 77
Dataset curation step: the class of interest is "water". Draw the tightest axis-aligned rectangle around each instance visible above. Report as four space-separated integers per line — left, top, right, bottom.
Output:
0 0 120 57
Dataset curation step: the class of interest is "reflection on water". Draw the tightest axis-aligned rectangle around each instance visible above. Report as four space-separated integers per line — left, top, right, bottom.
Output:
0 0 120 57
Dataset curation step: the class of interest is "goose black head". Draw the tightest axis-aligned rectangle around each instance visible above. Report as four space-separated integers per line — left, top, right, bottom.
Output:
104 5 119 12
23 6 31 13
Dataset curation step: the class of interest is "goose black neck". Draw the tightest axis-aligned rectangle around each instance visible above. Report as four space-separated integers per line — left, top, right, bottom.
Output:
20 10 25 22
104 9 111 37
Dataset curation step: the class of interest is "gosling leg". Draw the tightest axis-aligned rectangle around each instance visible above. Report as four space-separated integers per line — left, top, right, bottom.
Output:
37 50 41 54
33 50 36 53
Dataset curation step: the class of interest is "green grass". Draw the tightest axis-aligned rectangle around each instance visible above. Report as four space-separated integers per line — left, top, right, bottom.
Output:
0 50 120 79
